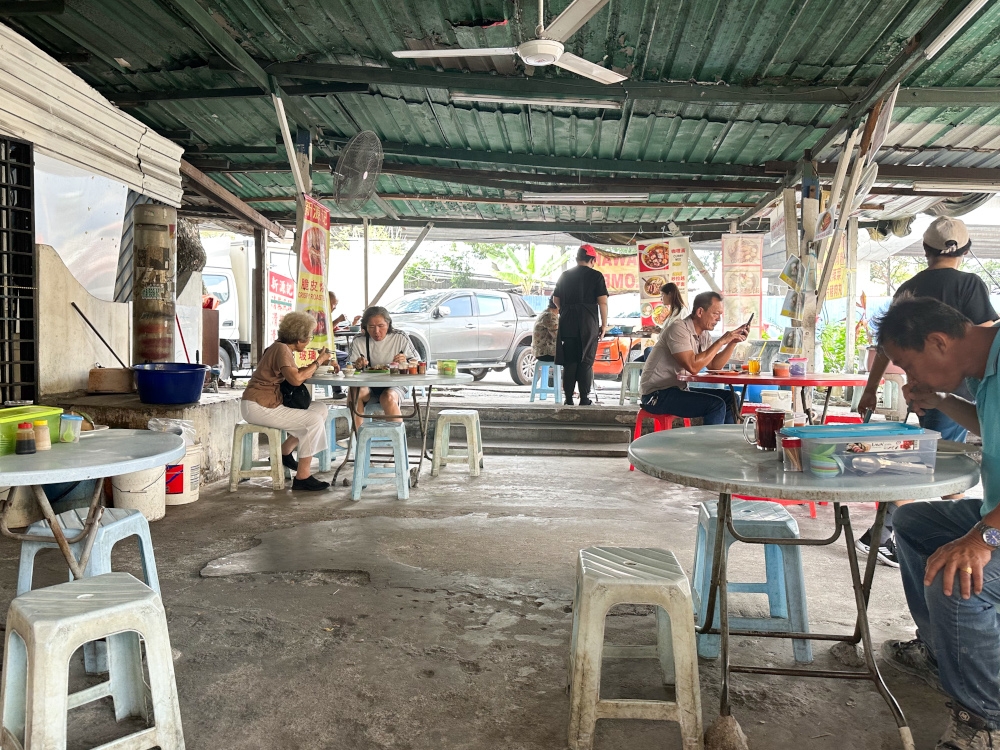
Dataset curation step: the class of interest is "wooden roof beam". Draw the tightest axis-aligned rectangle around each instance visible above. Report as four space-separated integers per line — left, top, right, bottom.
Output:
107 82 368 106
180 159 286 239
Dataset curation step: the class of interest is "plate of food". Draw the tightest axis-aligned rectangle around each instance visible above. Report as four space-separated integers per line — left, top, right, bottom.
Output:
365 367 390 374
640 302 654 318
643 275 666 296
652 304 669 325
640 243 669 270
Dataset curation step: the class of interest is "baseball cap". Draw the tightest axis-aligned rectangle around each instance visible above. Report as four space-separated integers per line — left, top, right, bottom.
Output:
580 244 597 258
923 217 971 255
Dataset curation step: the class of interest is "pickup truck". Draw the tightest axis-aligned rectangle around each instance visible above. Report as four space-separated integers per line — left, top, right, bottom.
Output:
385 289 538 384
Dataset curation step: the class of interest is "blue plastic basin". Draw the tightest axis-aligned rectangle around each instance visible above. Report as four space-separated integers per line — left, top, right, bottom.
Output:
133 363 208 405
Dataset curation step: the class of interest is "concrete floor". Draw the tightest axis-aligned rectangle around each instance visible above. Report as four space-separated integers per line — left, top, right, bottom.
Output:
0 453 959 750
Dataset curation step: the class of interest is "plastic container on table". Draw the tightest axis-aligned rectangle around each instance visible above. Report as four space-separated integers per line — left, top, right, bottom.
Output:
780 423 940 480
436 359 458 377
0 406 63 456
772 362 791 378
59 414 84 443
133 363 209 405
788 357 808 377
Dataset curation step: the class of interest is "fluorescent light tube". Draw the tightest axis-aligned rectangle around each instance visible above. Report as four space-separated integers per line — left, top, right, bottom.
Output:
913 182 1000 193
925 0 990 59
450 94 623 110
521 192 649 202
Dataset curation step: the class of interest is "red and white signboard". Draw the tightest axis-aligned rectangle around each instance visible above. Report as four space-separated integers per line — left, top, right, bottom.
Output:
267 271 295 344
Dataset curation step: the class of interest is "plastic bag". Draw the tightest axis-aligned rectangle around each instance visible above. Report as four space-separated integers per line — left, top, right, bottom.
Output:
147 418 196 446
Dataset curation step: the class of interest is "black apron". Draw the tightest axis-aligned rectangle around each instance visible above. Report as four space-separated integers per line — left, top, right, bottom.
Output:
555 303 600 367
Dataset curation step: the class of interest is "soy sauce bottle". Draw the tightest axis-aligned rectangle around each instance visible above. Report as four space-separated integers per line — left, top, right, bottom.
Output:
15 422 36 455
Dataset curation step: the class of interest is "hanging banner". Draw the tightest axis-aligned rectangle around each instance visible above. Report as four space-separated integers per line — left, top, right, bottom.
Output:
267 271 295 344
593 249 638 294
294 195 332 363
721 234 763 338
637 239 689 327
826 236 848 300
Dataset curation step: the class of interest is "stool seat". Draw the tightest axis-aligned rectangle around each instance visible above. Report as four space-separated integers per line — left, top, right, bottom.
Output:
619 362 643 405
317 404 351 472
352 421 409 500
692 500 812 663
629 409 691 470
230 422 285 491
530 362 562 403
431 409 483 477
0 573 185 749
568 547 702 750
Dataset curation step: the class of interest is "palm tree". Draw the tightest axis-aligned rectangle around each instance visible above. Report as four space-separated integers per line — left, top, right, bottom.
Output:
490 244 569 295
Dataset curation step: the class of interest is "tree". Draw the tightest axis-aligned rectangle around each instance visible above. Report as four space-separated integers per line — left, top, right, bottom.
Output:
487 244 570 295
329 224 406 255
966 257 1000 294
869 255 922 296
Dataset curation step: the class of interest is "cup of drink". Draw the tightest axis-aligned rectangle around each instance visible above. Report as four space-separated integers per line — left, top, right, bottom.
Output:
748 358 761 375
742 408 786 451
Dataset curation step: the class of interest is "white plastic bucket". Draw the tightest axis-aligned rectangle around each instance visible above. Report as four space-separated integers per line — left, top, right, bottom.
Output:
165 443 202 506
761 389 793 412
112 467 166 521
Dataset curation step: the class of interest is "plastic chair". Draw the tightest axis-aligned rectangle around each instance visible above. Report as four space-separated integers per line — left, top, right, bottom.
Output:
230 423 284 491
691 499 812 663
567 547 702 750
629 410 691 471
0 573 185 749
352 421 409 500
317 404 351 472
530 362 562 404
619 362 643 405
431 410 483 477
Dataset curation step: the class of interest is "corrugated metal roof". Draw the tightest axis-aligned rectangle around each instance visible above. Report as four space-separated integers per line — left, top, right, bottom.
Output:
4 0 1000 237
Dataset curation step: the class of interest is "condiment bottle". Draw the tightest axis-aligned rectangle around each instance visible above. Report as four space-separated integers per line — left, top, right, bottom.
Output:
15 422 36 455
33 420 51 451
417 361 427 375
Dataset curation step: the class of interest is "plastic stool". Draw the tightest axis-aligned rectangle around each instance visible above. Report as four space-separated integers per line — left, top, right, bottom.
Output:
619 362 643 405
740 402 767 416
0 572 185 750
737 494 818 519
317 404 351 472
629 410 691 471
431 409 483 477
567 547 702 750
352 421 409 500
229 423 284 491
691 500 811 662
530 362 562 403
824 414 863 424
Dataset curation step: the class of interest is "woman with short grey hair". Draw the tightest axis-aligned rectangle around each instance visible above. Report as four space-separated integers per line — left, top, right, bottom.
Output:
241 311 336 491
348 306 419 427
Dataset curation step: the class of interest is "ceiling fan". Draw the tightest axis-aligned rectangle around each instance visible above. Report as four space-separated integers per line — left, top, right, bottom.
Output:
391 0 626 85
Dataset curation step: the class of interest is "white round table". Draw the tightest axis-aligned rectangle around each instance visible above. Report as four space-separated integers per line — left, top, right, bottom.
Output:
0 429 185 578
307 372 475 486
628 425 980 750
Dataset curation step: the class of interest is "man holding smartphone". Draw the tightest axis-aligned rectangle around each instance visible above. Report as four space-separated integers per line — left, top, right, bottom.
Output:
638 291 748 424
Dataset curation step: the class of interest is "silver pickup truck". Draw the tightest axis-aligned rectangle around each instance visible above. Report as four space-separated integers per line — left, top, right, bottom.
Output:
384 289 538 384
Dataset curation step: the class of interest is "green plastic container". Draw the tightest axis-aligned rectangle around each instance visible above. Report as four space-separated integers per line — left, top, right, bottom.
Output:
0 406 63 456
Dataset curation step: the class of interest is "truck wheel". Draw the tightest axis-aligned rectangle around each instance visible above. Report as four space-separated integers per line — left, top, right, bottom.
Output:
218 347 233 382
509 346 536 386
462 368 489 381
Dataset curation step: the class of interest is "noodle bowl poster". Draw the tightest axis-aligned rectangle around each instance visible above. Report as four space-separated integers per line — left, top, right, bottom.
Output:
637 239 689 328
293 195 332 364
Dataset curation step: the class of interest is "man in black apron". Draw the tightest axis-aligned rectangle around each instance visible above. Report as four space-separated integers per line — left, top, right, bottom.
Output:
552 244 609 406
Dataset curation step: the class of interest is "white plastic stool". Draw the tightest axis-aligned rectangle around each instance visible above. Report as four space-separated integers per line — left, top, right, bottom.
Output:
619 361 644 405
568 547 703 750
229 422 284 492
431 409 483 477
317 404 351 472
0 572 185 750
352 421 409 501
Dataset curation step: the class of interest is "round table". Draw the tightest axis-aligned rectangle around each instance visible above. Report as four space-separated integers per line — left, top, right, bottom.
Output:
307 372 475 486
629 425 980 750
679 372 871 424
0 429 186 578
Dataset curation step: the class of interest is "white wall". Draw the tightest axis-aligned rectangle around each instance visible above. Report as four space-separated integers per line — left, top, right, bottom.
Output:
174 272 202 364
37 244 131 396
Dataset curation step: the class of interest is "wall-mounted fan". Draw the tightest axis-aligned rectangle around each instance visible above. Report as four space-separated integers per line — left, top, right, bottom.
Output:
392 0 625 85
333 131 383 212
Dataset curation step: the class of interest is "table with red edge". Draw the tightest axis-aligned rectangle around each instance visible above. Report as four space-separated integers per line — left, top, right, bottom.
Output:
678 372 872 424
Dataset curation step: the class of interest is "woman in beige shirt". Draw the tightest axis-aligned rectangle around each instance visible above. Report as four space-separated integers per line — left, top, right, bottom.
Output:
241 311 336 491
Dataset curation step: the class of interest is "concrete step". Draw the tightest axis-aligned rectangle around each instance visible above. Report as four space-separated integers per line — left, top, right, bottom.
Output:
479 422 631 444
480 440 629 458
420 401 638 427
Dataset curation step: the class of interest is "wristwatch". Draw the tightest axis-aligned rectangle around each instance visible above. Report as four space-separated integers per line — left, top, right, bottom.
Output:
974 521 1000 549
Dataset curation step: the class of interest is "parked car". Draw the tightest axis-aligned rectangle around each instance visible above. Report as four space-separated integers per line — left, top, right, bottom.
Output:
385 289 538 384
594 334 654 380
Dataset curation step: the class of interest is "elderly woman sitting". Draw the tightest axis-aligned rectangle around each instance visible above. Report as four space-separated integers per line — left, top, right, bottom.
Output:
241 311 336 492
348 306 419 427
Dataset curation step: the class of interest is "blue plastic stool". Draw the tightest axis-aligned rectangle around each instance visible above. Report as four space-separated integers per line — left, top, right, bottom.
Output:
317 404 351 472
16 507 161 674
352 421 410 500
691 499 812 663
530 362 562 403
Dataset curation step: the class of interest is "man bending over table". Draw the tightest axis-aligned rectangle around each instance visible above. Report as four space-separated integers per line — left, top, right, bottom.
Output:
875 296 1000 749
638 291 748 425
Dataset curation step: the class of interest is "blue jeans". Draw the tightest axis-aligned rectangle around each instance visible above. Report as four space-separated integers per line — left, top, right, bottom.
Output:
919 407 969 443
894 499 1000 727
640 386 737 425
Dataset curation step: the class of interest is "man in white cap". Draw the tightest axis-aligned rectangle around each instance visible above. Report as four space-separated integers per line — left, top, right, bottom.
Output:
857 216 998 566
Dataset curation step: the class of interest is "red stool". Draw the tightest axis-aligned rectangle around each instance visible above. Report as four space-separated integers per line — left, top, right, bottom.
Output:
824 414 863 424
630 409 691 471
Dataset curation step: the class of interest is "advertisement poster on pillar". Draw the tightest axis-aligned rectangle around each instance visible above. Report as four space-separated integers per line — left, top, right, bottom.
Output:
267 272 295 344
637 239 689 328
294 196 332 364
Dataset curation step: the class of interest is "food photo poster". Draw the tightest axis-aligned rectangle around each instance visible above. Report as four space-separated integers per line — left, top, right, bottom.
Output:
637 239 689 328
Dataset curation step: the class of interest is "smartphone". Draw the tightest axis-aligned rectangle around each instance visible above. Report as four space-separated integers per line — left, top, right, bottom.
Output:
742 313 755 329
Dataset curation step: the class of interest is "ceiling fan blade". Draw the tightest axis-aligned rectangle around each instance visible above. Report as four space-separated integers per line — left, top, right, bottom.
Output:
392 47 517 59
553 53 627 84
542 0 610 42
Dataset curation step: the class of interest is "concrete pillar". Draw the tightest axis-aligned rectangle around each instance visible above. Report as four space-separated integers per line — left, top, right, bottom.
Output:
132 205 176 363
